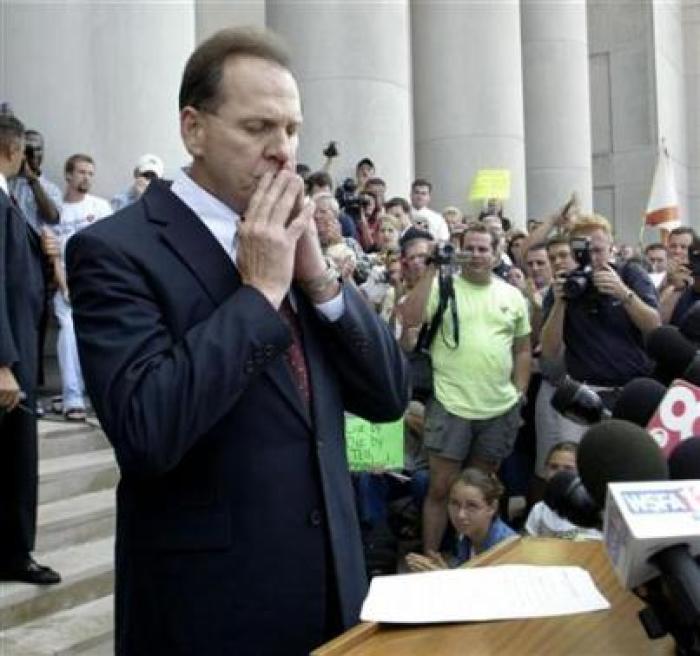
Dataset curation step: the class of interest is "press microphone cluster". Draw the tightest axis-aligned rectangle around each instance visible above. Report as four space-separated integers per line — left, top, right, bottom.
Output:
543 415 700 652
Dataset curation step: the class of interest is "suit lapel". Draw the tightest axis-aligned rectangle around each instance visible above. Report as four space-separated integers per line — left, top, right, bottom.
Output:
144 180 240 305
143 181 311 427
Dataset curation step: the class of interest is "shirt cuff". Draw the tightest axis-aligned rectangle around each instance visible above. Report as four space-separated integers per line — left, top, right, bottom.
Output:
314 289 345 322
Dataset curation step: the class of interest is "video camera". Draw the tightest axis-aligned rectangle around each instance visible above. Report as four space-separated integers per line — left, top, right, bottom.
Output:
335 178 371 219
428 243 456 267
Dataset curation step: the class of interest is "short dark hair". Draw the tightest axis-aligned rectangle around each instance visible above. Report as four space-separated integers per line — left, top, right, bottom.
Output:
669 226 697 241
385 196 411 214
306 170 333 192
464 221 499 252
366 177 386 188
411 178 432 193
644 242 667 255
525 241 548 257
356 157 374 171
64 153 94 175
546 234 571 251
179 27 290 112
0 114 25 157
399 226 433 254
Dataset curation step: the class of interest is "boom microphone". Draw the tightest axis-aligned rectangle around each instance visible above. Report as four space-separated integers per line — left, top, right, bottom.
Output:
647 325 700 386
612 377 667 426
543 470 601 529
668 437 700 480
577 419 669 508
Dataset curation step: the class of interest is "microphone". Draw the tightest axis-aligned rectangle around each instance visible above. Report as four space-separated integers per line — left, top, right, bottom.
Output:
612 377 667 426
577 419 669 508
543 470 601 529
550 375 611 425
647 325 700 386
646 380 700 457
679 301 700 347
668 437 700 480
573 418 700 650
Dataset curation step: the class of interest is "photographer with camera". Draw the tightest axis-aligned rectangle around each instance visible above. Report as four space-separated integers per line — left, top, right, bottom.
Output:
663 235 700 327
659 227 699 324
540 214 660 411
399 223 531 554
8 129 61 231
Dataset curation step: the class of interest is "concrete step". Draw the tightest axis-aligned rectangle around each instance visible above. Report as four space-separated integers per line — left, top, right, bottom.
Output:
38 422 109 460
0 594 114 656
36 490 115 553
39 451 118 504
0 537 113 631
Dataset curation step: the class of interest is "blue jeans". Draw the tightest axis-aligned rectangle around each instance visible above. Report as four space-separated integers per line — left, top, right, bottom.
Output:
354 470 429 528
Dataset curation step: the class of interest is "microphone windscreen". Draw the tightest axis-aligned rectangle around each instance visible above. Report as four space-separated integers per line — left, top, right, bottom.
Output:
578 419 669 507
612 377 667 426
680 302 700 346
668 437 700 480
647 325 696 379
543 470 576 512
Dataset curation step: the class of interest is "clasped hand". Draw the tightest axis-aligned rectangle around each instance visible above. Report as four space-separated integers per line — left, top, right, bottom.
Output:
237 170 325 309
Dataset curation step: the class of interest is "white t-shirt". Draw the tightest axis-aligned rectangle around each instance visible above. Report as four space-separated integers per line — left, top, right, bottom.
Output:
412 206 449 242
524 501 602 541
53 194 112 262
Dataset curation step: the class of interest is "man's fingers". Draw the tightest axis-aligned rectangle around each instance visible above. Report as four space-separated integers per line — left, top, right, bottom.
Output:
245 171 277 222
286 197 314 242
268 175 304 229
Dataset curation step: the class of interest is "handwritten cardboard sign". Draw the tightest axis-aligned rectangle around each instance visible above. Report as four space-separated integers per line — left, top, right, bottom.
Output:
345 415 404 472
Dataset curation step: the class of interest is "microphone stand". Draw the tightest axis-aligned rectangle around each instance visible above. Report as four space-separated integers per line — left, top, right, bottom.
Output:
637 545 700 655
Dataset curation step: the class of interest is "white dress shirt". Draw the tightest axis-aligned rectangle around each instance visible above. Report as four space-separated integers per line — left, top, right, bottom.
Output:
0 172 8 196
170 168 343 320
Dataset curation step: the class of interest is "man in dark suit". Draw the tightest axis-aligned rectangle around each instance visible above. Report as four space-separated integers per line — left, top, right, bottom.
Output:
67 28 409 655
0 114 60 584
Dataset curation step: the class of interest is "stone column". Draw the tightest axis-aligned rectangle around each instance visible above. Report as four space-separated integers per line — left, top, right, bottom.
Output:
411 0 526 224
195 0 266 44
0 0 195 198
683 1 699 230
266 0 413 199
522 0 593 219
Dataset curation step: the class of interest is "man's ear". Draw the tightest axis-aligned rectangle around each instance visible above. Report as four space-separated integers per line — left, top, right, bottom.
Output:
180 106 206 158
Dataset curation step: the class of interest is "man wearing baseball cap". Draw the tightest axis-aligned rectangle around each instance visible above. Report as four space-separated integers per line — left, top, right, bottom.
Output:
110 153 164 212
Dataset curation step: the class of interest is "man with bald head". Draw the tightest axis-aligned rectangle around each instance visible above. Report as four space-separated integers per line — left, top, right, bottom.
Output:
67 27 408 655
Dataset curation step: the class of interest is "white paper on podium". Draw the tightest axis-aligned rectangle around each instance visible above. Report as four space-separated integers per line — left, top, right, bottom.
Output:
360 565 610 624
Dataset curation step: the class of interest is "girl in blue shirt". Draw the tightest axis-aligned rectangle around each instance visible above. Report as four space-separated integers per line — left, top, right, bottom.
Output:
407 468 515 571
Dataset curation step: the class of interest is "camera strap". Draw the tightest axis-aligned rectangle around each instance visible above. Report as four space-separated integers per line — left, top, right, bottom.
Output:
416 273 459 353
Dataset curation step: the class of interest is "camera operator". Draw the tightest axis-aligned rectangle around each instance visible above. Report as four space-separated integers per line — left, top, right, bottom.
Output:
399 223 531 554
540 214 660 409
663 235 700 327
8 129 61 231
659 227 698 323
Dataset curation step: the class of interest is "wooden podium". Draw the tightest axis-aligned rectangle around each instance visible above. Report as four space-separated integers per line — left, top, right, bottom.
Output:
314 537 674 655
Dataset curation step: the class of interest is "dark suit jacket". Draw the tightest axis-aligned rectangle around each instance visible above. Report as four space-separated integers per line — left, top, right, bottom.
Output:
0 188 44 389
0 187 45 558
66 181 409 656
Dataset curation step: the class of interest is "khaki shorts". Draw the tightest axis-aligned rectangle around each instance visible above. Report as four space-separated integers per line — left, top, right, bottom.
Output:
424 396 522 464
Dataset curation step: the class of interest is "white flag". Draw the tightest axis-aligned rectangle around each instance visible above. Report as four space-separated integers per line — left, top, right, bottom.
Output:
645 145 680 229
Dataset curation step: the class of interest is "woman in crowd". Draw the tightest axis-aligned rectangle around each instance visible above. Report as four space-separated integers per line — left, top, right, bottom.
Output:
406 468 515 571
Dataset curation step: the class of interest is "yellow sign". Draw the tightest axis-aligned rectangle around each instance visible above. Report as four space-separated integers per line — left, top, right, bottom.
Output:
469 169 511 201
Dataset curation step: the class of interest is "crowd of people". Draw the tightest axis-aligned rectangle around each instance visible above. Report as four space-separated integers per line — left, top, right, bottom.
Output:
1 24 698 655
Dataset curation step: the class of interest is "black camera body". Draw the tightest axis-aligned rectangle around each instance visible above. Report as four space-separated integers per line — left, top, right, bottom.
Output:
429 243 455 267
689 246 700 277
563 237 595 300
335 178 370 218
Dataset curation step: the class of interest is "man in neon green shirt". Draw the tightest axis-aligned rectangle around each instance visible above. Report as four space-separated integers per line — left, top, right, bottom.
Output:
400 223 531 553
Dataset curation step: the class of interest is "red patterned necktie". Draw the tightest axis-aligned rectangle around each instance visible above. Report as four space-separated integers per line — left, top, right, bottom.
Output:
278 296 311 409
